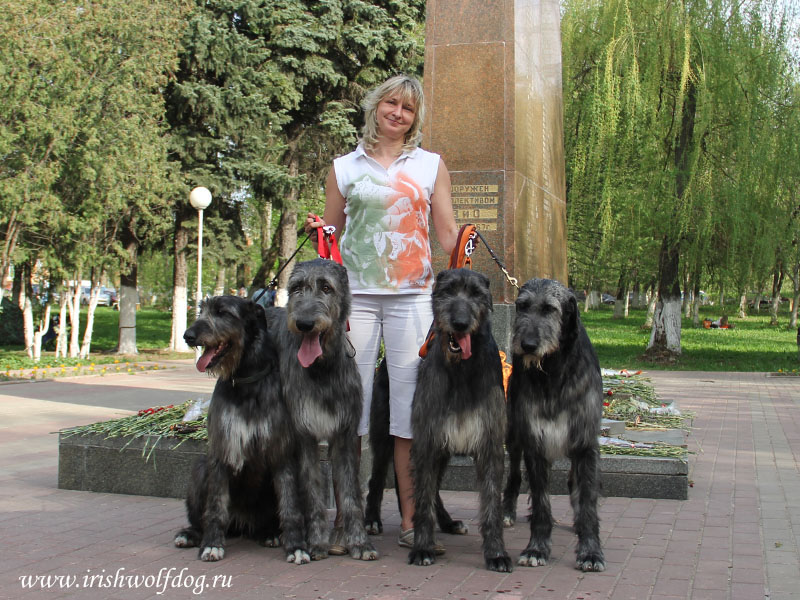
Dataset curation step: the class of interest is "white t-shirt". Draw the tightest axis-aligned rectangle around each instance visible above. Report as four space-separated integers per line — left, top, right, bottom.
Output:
334 144 441 294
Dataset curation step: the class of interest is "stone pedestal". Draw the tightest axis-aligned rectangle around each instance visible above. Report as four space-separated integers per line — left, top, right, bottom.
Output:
423 0 567 303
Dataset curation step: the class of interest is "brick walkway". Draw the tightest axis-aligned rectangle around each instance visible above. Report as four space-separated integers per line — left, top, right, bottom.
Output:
0 363 797 599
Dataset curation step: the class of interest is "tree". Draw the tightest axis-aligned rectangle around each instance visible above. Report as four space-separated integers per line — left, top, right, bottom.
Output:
164 0 291 350
1 0 185 359
562 0 798 359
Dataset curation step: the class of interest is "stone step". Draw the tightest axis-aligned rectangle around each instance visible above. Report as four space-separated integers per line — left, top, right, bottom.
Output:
58 431 688 503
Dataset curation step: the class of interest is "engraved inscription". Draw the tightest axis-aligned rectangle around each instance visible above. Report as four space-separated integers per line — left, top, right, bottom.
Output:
451 183 500 230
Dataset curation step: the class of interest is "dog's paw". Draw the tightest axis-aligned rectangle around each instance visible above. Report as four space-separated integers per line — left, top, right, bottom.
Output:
408 549 436 567
259 535 281 548
576 552 606 572
349 544 379 561
309 544 329 561
285 549 311 565
486 553 514 573
174 534 193 548
199 546 225 561
518 550 548 567
364 519 383 535
441 520 468 535
502 515 515 528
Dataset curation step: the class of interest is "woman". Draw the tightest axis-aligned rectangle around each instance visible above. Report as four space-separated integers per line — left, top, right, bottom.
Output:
305 74 458 552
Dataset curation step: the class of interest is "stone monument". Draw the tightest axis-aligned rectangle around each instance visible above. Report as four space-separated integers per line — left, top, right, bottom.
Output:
422 0 568 309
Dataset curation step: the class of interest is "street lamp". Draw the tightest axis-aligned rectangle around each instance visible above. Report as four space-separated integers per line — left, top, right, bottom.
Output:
189 187 212 326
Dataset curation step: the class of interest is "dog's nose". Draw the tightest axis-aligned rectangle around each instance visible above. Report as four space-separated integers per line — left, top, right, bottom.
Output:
520 337 539 354
184 331 196 346
295 318 314 333
451 302 472 332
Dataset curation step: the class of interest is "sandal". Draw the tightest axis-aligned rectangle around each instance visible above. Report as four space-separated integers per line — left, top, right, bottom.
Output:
397 528 446 555
328 526 347 556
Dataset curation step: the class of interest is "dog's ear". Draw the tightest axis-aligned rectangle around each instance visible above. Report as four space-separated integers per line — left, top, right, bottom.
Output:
482 274 494 311
563 294 579 341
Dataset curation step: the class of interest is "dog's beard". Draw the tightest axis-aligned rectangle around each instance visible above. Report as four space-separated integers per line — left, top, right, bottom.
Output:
522 354 544 371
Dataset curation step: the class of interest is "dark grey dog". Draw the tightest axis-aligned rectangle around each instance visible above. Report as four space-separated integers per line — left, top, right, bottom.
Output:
502 278 605 572
363 359 469 538
175 296 310 564
266 258 377 561
409 268 512 572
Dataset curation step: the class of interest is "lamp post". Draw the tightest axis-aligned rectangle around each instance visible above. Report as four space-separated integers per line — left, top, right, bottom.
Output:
189 187 212 327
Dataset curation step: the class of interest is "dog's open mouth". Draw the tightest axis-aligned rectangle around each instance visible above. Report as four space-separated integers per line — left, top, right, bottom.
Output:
448 333 472 359
196 343 227 373
298 332 323 368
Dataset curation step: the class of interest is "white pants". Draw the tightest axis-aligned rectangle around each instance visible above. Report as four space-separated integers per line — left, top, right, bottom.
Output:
349 293 433 438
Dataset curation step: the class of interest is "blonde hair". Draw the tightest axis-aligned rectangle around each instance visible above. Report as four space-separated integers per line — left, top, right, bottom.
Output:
360 75 425 153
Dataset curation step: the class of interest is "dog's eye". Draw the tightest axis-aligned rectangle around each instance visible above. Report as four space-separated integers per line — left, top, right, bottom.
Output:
321 284 332 294
540 305 556 315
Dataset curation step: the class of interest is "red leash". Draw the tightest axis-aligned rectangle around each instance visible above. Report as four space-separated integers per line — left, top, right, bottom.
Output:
313 215 343 265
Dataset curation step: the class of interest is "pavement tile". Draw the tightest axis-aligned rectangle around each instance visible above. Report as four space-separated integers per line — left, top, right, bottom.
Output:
1 367 799 599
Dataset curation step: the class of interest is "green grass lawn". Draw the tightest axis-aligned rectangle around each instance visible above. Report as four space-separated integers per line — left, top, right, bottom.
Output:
0 307 191 371
0 304 797 373
582 304 798 372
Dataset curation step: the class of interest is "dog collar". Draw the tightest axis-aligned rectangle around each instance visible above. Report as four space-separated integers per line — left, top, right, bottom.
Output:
231 364 273 387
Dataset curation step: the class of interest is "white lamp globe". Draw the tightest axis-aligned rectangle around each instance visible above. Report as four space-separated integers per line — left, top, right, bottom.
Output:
189 186 212 210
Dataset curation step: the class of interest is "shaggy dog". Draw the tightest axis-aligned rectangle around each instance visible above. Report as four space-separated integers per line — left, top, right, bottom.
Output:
408 268 512 572
363 359 469 537
266 259 377 561
502 278 605 572
174 296 310 564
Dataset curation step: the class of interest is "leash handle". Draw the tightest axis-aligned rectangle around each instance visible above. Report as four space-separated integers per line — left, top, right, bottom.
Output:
313 214 343 265
448 224 479 270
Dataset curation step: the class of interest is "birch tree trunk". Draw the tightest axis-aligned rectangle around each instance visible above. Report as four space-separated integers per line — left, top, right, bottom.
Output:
32 304 51 362
80 282 103 359
118 229 139 355
56 293 69 359
644 289 657 328
646 236 682 358
214 267 226 296
68 281 82 358
275 149 300 307
170 221 190 352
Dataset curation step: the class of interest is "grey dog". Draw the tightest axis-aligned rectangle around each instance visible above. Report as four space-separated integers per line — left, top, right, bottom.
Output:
266 258 377 561
502 278 606 572
175 296 310 564
409 268 512 572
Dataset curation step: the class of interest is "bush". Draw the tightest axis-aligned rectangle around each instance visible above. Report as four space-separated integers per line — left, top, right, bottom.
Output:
0 297 24 346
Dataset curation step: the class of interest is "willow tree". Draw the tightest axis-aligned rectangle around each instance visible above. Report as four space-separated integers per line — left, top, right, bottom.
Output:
563 0 796 359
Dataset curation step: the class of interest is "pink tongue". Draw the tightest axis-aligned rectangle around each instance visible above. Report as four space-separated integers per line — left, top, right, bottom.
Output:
455 333 472 359
298 333 322 367
196 347 217 372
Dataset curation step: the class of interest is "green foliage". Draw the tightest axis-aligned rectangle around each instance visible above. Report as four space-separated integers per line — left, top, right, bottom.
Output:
562 0 798 301
1 0 187 282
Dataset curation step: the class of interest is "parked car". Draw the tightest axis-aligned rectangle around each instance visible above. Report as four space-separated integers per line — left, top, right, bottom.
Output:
601 293 616 304
80 286 116 307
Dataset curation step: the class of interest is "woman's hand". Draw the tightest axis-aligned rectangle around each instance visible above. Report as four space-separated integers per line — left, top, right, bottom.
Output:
304 212 326 235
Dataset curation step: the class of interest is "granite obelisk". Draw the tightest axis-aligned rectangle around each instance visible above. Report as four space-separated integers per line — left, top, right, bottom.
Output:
423 0 568 306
